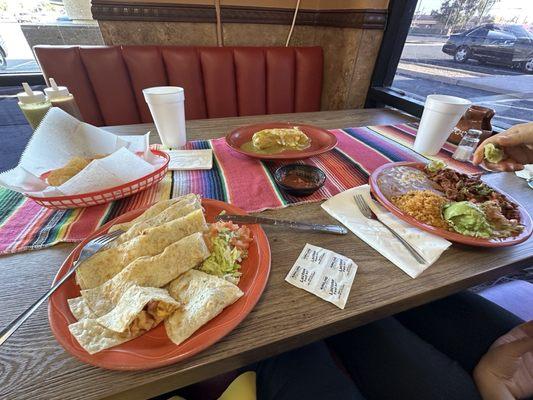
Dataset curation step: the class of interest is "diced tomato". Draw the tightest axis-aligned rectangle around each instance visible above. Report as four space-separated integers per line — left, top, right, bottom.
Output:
209 220 253 251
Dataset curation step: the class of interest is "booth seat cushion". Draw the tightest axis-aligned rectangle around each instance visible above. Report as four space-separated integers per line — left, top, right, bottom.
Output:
34 45 323 126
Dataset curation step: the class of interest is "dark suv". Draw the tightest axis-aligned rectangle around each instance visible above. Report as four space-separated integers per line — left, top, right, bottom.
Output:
442 24 533 73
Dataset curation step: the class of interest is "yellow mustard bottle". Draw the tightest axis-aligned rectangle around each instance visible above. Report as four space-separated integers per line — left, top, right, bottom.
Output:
17 82 52 130
44 78 83 121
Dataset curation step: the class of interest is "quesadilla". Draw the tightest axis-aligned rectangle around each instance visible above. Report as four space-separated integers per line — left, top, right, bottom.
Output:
108 196 184 233
164 270 244 346
69 285 179 354
81 232 210 317
96 286 179 333
76 209 207 290
68 296 95 320
111 194 201 246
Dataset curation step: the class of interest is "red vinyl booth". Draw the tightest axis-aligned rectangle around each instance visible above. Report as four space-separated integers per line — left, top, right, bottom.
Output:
34 46 323 127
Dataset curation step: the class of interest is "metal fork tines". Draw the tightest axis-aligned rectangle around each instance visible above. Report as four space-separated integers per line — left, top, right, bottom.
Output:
353 195 427 265
0 229 124 347
75 229 124 264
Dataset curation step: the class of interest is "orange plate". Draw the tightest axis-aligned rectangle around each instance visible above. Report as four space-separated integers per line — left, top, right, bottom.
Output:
225 122 337 160
369 162 533 247
48 199 271 370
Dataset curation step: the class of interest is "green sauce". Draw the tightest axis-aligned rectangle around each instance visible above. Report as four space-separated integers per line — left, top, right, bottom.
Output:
240 141 311 155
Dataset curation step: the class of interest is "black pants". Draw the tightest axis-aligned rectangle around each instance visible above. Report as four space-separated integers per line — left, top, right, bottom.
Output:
255 291 523 400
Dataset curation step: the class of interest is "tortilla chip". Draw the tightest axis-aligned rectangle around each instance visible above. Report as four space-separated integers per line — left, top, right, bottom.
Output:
76 209 207 290
97 286 179 333
81 232 210 317
164 270 243 346
47 157 91 186
112 194 201 246
108 194 197 233
69 285 178 354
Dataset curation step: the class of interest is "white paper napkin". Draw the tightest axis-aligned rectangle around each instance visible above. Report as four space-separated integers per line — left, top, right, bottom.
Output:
515 164 533 180
164 149 213 170
321 185 452 278
57 148 155 195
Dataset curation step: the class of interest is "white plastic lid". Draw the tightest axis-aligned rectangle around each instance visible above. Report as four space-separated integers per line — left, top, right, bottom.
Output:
143 86 184 104
17 82 46 104
424 94 472 114
44 78 70 100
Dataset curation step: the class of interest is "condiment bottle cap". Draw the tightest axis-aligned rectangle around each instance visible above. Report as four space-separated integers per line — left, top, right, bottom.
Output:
17 82 46 104
44 78 70 100
466 129 482 138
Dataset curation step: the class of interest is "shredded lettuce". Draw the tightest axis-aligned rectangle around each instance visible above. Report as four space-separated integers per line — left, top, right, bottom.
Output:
198 229 243 281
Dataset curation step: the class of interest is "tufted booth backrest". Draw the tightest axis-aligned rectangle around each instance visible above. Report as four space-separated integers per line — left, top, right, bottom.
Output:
34 46 323 126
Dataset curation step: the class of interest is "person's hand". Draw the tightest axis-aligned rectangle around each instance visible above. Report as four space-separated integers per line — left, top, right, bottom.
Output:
473 321 533 400
473 122 533 171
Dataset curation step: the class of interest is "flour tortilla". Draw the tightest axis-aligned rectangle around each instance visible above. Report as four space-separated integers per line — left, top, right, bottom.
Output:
164 270 244 346
96 286 179 333
69 317 136 355
108 196 187 233
75 209 207 290
81 232 211 317
111 194 201 246
68 296 95 320
68 285 178 354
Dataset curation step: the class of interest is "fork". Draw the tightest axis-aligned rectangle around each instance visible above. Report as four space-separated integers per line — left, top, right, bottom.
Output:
353 195 427 265
0 229 123 346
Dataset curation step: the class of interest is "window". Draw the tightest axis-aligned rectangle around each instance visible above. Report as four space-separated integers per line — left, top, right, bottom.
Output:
0 0 103 77
369 0 533 129
468 28 489 38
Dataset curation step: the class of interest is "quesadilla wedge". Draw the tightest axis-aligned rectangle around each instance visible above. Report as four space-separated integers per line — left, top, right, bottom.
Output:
96 286 179 333
112 194 202 246
81 232 210 317
108 196 187 233
69 285 178 354
68 296 95 320
164 270 244 346
76 209 207 290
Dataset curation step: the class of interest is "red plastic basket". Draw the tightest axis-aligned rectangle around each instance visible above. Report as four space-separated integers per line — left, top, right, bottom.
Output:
28 150 170 209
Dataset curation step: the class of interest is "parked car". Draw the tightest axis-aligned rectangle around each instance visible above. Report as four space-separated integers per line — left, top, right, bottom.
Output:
442 24 533 73
0 35 7 70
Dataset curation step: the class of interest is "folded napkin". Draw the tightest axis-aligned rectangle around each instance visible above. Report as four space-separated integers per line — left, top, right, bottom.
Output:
321 185 452 278
164 149 213 170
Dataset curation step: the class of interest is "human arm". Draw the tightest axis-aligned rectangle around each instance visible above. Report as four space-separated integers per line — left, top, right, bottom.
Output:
473 321 533 400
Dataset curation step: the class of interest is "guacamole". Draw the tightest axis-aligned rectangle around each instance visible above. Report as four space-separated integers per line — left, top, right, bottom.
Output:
426 159 446 173
484 143 505 164
443 201 492 238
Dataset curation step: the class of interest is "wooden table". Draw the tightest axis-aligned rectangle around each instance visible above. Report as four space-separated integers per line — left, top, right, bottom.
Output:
1 109 531 400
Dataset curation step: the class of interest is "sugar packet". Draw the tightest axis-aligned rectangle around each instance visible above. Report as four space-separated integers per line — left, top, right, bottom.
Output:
285 243 358 309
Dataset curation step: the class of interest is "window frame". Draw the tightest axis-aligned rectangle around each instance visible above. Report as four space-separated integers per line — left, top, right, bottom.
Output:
0 74 45 87
366 0 422 116
366 0 508 131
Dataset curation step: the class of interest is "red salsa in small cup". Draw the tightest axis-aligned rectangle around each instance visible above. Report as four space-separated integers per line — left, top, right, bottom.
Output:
279 170 316 189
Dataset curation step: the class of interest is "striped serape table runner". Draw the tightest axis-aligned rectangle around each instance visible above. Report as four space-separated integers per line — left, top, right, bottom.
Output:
0 123 480 255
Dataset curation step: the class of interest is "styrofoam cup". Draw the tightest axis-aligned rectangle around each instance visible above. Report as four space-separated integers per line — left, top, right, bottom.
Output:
143 86 186 149
413 95 472 155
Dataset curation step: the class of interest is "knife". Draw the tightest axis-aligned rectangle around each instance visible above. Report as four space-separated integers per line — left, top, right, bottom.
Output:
215 214 348 235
